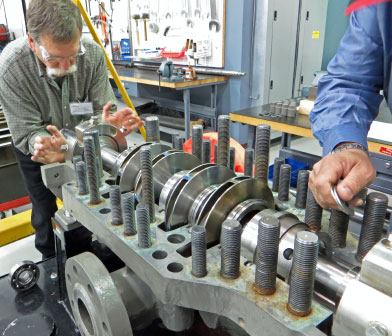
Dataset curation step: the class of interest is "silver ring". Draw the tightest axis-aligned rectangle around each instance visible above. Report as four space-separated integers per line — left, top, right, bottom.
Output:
120 126 127 133
330 184 354 216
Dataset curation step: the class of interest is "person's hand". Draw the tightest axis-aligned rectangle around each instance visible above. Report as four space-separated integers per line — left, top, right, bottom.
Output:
309 148 376 209
101 102 144 135
31 125 67 164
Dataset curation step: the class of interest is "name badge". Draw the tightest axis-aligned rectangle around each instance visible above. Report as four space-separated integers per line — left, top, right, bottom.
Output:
70 102 94 116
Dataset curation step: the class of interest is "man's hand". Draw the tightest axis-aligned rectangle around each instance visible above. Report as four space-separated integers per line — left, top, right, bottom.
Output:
309 148 376 209
31 125 67 164
102 102 144 135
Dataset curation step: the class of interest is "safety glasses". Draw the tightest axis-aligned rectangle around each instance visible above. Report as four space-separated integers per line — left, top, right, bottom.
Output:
38 42 85 62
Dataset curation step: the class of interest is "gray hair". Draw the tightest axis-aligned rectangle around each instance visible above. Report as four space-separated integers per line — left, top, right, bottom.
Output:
27 0 83 43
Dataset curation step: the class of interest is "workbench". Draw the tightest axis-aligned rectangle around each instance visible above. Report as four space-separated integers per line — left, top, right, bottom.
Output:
230 104 392 194
110 67 229 139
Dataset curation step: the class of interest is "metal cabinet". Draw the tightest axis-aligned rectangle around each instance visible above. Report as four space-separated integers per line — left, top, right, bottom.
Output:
252 0 328 105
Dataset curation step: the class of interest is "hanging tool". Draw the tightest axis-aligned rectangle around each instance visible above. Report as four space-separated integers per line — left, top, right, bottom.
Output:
132 14 141 45
181 0 188 17
142 13 149 41
209 0 221 32
186 0 194 28
194 0 201 17
99 2 108 45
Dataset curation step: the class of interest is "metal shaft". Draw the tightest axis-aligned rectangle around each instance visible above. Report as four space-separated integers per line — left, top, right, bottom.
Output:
244 148 254 177
75 161 88 195
191 226 207 277
214 143 218 164
220 219 242 279
254 124 271 183
174 136 185 151
272 158 285 192
110 185 123 226
192 125 203 162
255 215 280 295
329 210 349 248
295 170 309 209
202 140 211 163
136 203 151 248
123 192 137 236
83 135 101 205
140 146 156 223
145 116 160 143
84 129 103 178
288 231 319 317
305 188 323 231
356 192 388 261
229 147 235 171
217 115 230 167
278 164 291 202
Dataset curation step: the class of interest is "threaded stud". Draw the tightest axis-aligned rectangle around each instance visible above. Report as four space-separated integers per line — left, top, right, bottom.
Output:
202 140 211 163
244 148 254 177
75 161 88 195
83 135 101 205
220 219 242 279
329 210 349 248
140 146 156 223
295 170 309 209
229 147 236 171
109 185 123 226
254 124 271 183
305 188 323 231
255 215 280 295
278 164 291 202
356 192 388 261
272 158 285 192
73 155 83 187
288 231 319 317
136 203 151 248
84 129 103 177
145 116 160 143
123 192 137 236
192 125 203 162
217 115 230 167
191 226 207 277
214 143 218 164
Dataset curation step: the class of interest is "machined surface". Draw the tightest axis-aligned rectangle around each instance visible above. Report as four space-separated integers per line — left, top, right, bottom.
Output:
226 199 268 224
60 180 332 336
65 252 132 336
117 143 171 192
166 164 236 230
135 151 201 202
201 177 274 245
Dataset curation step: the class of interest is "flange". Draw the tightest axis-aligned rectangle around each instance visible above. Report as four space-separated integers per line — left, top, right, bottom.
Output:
65 252 132 336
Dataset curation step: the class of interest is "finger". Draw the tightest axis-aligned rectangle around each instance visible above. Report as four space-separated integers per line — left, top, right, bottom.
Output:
337 163 375 202
46 125 63 140
102 102 113 121
349 197 364 208
127 120 145 133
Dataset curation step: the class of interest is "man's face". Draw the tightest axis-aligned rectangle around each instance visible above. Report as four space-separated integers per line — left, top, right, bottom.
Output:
28 33 81 77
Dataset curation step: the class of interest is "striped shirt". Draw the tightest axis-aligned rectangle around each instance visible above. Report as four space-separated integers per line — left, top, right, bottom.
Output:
0 37 116 155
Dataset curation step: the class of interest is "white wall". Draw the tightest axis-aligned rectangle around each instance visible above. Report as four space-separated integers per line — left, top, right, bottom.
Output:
0 1 26 39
